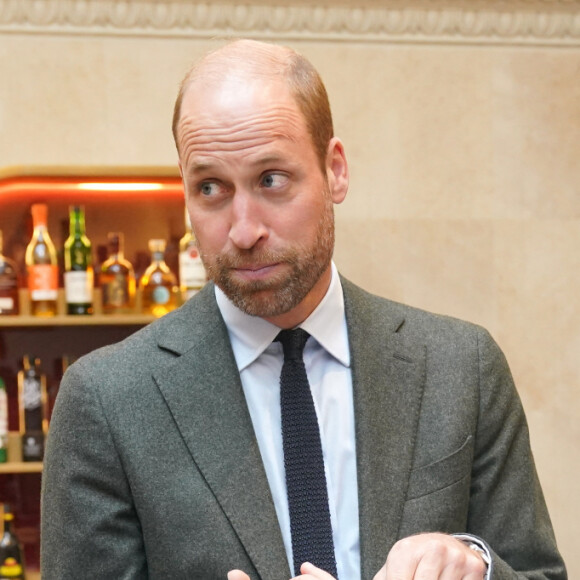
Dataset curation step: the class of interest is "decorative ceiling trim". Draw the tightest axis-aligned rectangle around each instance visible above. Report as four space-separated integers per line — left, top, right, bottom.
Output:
1 0 579 47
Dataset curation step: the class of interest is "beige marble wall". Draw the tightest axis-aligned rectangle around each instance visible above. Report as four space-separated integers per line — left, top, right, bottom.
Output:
0 0 578 575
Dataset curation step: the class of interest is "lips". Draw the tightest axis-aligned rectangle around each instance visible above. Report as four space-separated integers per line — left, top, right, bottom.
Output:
231 262 281 280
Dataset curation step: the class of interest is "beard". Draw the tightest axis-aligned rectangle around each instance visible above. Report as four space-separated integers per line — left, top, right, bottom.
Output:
198 193 335 319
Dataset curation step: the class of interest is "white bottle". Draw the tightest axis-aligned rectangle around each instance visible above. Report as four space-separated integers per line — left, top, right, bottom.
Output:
178 209 207 301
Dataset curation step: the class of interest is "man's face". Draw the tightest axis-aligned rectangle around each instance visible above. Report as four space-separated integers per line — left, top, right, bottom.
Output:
177 74 344 327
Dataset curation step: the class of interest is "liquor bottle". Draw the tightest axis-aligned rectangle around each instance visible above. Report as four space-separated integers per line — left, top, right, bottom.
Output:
0 232 19 316
99 232 136 314
0 379 7 463
63 205 93 315
139 239 179 317
0 506 25 580
17 356 48 462
178 209 206 301
25 204 58 317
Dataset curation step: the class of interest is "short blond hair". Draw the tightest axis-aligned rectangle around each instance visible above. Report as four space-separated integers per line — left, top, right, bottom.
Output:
172 39 334 171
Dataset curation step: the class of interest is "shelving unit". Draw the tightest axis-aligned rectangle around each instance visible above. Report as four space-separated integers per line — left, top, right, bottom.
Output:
0 461 43 475
0 167 187 578
0 313 156 327
0 315 156 577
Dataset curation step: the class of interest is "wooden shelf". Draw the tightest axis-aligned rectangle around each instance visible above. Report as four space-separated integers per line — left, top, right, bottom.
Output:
0 461 43 474
0 314 156 327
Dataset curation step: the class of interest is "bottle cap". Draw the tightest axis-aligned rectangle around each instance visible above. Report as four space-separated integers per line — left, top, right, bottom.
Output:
31 203 48 226
148 239 166 253
107 232 123 253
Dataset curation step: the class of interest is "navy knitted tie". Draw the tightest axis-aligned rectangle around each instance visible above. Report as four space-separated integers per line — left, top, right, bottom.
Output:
277 328 338 578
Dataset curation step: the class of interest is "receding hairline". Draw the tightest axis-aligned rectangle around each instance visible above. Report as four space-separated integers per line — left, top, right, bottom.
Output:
174 40 297 126
172 39 334 170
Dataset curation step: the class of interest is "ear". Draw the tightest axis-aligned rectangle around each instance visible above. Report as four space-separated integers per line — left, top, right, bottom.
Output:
325 137 349 205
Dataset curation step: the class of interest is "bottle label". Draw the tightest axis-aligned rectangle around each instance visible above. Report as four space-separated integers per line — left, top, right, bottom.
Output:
22 432 44 461
22 377 41 410
64 270 94 304
0 556 24 577
102 274 130 307
27 264 58 300
0 389 8 437
0 297 14 310
152 286 170 305
179 249 206 288
0 277 18 290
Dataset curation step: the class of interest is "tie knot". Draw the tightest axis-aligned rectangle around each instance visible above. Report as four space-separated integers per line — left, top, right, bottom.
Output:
276 328 310 361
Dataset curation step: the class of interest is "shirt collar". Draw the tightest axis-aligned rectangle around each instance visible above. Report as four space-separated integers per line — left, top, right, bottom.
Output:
215 262 350 372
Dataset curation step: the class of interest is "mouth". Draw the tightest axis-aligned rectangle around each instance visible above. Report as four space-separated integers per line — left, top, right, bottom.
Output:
231 262 281 281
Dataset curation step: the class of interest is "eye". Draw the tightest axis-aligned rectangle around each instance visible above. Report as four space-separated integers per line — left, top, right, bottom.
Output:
199 181 221 197
260 172 288 189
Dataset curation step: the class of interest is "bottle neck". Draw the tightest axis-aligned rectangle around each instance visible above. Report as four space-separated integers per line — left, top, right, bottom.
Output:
69 213 86 237
151 251 164 264
108 241 124 260
3 516 13 534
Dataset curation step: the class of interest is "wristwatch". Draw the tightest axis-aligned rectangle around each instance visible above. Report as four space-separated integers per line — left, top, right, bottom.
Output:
452 534 492 579
468 541 491 567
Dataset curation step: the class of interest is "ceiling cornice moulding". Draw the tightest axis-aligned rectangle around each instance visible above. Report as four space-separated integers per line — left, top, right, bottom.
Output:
1 0 579 47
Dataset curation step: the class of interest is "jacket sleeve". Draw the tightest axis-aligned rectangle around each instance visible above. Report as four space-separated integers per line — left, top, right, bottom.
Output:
467 327 566 579
41 360 147 580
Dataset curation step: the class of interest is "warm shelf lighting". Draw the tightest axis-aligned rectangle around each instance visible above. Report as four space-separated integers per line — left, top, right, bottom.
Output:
77 182 164 192
0 169 184 201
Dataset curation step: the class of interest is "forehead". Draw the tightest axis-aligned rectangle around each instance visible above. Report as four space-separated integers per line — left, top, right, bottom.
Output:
177 75 312 165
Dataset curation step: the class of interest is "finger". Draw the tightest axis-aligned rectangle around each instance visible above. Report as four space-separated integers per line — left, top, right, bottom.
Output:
383 539 420 580
295 562 337 579
227 569 252 580
371 562 387 580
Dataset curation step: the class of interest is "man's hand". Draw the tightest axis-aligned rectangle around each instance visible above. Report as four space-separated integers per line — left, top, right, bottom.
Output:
227 562 336 580
373 533 487 579
227 535 486 580
228 571 251 580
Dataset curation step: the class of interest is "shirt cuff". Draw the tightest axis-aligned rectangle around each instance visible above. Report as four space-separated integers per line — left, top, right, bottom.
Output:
452 534 493 580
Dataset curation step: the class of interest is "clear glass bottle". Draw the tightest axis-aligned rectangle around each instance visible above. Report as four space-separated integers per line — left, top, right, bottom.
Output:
17 355 48 462
63 206 93 315
25 204 58 317
0 231 19 316
178 209 206 301
139 239 179 317
0 506 26 580
99 232 136 315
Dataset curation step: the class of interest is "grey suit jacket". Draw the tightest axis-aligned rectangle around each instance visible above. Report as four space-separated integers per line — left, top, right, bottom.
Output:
41 278 566 579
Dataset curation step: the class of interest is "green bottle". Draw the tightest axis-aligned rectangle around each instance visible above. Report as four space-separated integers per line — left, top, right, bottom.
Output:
63 205 93 315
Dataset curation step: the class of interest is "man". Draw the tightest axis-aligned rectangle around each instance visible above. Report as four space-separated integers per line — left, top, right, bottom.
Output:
41 39 566 579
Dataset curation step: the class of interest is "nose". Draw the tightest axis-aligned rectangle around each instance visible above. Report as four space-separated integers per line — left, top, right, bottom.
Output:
228 190 268 250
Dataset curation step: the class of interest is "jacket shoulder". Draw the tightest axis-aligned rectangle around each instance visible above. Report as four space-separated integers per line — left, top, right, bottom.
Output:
341 275 489 345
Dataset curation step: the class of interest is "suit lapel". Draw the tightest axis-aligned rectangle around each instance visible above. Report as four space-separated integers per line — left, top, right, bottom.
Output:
151 285 289 580
342 279 426 580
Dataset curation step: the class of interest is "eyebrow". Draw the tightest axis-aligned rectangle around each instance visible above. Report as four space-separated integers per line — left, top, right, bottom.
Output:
188 154 290 175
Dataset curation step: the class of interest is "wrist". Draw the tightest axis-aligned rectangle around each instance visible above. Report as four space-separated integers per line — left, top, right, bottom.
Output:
452 533 492 579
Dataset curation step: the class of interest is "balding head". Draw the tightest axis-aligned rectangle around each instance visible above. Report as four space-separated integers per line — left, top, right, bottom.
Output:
172 39 334 170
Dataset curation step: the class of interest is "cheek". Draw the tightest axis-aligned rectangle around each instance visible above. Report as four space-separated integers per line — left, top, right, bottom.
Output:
191 217 228 253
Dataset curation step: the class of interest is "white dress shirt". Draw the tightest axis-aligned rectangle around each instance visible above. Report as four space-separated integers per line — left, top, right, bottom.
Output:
215 263 361 580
